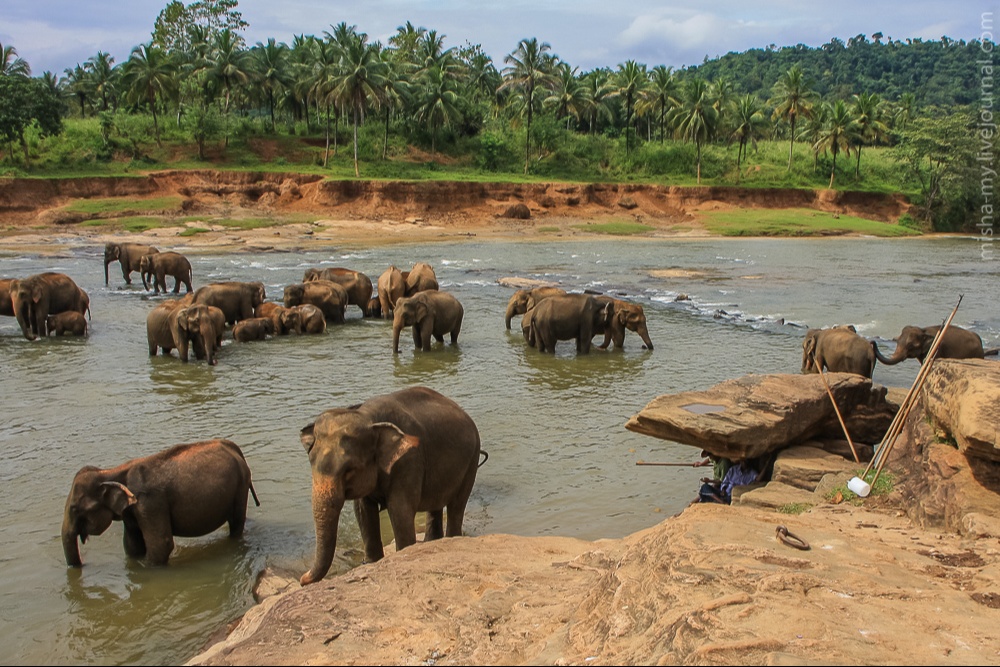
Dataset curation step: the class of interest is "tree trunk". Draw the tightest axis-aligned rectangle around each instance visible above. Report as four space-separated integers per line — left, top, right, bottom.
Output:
383 107 390 160
19 132 29 167
352 107 360 178
696 139 702 185
524 87 533 175
323 106 331 168
829 149 837 189
856 145 862 179
787 116 796 171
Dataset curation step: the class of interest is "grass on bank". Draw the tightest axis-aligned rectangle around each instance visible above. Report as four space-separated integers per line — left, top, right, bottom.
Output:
826 470 896 506
698 208 919 237
571 221 656 235
65 195 184 215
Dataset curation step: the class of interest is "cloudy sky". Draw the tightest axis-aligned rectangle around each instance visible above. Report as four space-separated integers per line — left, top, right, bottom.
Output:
0 0 991 76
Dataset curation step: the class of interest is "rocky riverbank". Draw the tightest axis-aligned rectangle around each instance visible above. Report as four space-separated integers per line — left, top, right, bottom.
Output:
188 360 1000 666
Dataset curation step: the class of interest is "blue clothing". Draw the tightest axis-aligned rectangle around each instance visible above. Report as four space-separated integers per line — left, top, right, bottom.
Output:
720 462 759 498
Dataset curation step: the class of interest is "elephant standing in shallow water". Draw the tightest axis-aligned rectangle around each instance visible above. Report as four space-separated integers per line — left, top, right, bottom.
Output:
105 242 158 286
527 294 611 355
872 324 989 365
298 387 482 585
10 272 90 341
62 439 258 567
192 281 266 326
392 290 464 353
591 296 654 350
504 286 566 330
802 325 874 377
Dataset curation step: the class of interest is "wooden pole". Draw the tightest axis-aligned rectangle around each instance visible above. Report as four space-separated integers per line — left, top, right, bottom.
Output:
635 461 706 467
864 296 963 482
813 358 860 463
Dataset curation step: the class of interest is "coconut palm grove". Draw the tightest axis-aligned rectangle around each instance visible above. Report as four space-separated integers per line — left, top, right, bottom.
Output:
0 0 993 231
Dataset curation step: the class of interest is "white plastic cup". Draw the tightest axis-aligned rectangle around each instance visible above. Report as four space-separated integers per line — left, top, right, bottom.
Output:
847 476 871 497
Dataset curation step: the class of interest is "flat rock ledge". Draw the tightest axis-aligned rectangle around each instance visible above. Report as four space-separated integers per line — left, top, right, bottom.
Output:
625 373 894 461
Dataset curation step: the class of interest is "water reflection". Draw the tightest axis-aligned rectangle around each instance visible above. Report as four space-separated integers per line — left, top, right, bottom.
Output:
391 346 462 383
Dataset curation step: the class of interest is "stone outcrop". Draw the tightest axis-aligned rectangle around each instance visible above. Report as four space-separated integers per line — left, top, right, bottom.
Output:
921 359 1000 463
625 373 894 460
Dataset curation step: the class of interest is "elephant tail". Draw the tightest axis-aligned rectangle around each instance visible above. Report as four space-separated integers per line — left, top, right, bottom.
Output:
249 481 261 507
478 450 489 468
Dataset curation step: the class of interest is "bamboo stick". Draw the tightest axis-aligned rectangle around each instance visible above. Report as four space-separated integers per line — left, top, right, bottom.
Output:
635 461 707 467
813 358 860 463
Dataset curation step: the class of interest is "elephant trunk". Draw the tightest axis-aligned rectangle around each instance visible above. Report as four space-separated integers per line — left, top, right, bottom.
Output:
392 319 403 354
300 477 344 586
504 302 517 330
637 325 654 351
871 340 905 365
62 515 83 567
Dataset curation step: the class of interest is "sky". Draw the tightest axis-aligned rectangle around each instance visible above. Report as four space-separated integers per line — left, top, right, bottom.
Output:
0 0 992 76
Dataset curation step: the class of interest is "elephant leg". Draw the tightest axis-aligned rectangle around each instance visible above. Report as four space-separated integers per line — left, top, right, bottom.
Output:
172 276 182 294
354 497 385 563
122 263 132 284
228 491 248 538
597 330 613 350
122 521 147 558
137 512 175 565
386 498 418 552
450 321 462 345
425 510 444 541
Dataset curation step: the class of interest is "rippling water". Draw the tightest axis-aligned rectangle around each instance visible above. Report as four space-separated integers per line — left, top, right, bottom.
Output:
0 236 996 665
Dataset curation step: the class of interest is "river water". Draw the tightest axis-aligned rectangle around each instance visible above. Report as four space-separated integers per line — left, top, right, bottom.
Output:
0 236 996 665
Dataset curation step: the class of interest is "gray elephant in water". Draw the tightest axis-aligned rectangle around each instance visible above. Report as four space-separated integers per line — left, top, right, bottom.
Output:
591 296 654 350
298 386 482 584
504 286 566 329
392 290 464 353
146 302 225 365
872 324 989 365
139 251 193 294
802 325 874 377
10 272 90 341
62 439 258 567
192 281 266 326
303 267 374 317
527 294 611 355
105 242 158 286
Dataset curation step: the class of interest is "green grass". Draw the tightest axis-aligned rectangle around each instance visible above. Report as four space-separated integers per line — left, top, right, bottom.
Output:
699 208 919 237
826 470 896 505
537 226 560 233
179 227 211 237
777 503 814 515
64 196 184 216
572 221 656 235
81 216 169 232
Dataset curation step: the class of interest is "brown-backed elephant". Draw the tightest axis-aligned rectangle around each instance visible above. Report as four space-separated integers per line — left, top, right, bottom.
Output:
283 280 348 324
528 293 611 354
392 290 464 353
303 267 374 317
377 265 405 319
872 324 987 365
254 301 288 333
802 325 874 377
46 311 88 337
367 296 382 318
299 386 482 584
62 439 258 567
146 301 225 365
192 281 266 326
591 296 654 350
288 304 326 334
404 262 439 296
0 278 15 317
105 242 158 286
139 251 193 294
10 272 90 341
232 317 275 342
504 286 566 330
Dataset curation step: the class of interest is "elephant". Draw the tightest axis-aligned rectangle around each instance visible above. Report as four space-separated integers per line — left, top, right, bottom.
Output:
404 262 439 296
192 281 266 326
392 290 464 353
591 296 654 350
303 267 374 317
105 242 158 286
872 324 987 365
288 304 327 334
254 301 289 333
146 301 225 365
298 386 482 584
367 296 382 318
46 311 88 337
62 439 258 567
527 293 611 354
0 278 15 317
283 280 348 324
504 286 566 330
232 317 275 342
139 251 193 294
377 265 406 319
9 272 90 341
802 325 875 377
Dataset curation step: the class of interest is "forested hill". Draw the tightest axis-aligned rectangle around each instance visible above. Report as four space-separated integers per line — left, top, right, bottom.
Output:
685 36 990 106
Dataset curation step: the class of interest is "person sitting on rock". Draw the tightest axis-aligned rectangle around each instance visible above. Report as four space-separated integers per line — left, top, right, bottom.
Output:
699 457 761 504
695 450 732 504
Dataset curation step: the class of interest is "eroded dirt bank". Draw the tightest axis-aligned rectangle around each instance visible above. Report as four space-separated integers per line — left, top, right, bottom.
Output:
0 171 910 229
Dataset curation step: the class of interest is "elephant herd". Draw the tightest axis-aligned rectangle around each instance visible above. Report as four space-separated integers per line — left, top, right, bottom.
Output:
801 322 997 379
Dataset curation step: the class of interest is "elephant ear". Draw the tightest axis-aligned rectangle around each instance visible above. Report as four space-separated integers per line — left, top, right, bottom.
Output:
176 308 190 331
100 481 137 516
371 422 420 474
300 423 316 453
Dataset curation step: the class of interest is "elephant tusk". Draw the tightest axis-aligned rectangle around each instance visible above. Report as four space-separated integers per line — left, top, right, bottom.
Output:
101 481 138 506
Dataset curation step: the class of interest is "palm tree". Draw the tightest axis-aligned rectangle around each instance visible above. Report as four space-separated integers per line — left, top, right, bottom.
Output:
770 64 817 170
799 102 830 172
669 78 718 185
891 92 916 132
543 62 590 130
710 75 735 135
121 43 177 145
500 37 554 174
729 94 767 181
1 41 30 76
252 38 291 132
327 31 387 176
611 60 649 157
206 29 252 146
851 92 888 179
813 99 861 188
309 38 342 166
581 69 615 134
643 65 680 143
63 64 90 117
388 21 426 67
414 64 460 157
85 51 117 111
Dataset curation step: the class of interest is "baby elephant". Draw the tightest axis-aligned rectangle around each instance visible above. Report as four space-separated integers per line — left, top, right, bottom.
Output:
62 439 259 567
232 317 275 342
46 311 88 337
